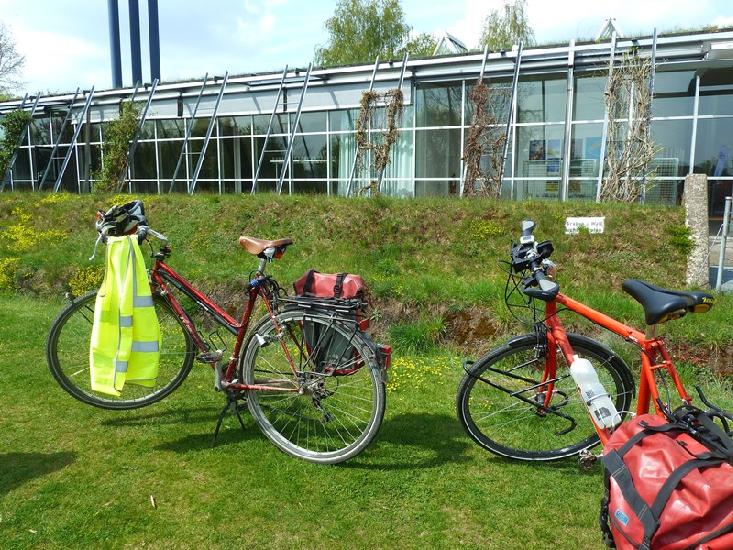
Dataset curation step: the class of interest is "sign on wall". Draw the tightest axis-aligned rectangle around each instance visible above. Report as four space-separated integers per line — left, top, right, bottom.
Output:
565 216 605 234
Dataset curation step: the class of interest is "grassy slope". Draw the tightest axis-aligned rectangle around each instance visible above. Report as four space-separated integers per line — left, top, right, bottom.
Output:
2 191 730 351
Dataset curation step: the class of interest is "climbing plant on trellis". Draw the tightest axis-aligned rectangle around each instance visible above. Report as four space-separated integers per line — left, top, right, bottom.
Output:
462 80 510 197
353 87 404 195
601 51 659 202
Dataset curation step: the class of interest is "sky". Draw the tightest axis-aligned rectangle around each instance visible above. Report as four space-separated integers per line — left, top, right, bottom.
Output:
1 0 732 94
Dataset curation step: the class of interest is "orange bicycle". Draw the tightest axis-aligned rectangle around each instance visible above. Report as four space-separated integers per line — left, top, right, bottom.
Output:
457 220 724 462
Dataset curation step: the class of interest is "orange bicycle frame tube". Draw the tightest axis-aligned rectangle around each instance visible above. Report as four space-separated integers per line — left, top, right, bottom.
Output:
543 294 692 445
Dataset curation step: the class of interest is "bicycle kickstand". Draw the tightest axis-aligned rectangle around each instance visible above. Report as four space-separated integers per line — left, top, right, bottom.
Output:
211 389 248 447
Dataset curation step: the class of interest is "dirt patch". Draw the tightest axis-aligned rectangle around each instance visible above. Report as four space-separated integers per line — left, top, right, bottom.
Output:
444 308 502 353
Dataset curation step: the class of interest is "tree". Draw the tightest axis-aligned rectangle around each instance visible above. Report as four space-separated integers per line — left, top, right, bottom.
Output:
403 32 438 58
315 0 426 66
479 0 535 51
0 23 24 93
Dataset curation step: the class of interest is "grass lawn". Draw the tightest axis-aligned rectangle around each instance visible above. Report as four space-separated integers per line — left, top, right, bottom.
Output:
2 293 732 549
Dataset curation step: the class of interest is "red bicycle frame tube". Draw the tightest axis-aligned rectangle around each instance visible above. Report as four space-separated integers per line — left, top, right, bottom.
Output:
150 258 298 393
542 293 692 445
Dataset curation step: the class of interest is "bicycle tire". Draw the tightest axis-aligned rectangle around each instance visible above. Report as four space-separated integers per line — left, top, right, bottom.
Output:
457 332 634 461
239 309 386 464
47 290 196 410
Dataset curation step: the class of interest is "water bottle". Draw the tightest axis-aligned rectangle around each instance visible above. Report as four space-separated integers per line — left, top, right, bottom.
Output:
569 356 622 429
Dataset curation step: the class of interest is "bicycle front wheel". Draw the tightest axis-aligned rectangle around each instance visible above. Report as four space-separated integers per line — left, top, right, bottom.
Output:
457 333 634 461
240 309 386 464
47 290 195 410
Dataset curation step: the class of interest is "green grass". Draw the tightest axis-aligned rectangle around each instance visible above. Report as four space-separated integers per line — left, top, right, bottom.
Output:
1 293 731 549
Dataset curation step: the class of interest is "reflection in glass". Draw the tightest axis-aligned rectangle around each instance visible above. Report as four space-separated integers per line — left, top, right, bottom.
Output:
253 114 288 135
699 68 733 116
254 135 287 180
291 134 327 179
518 74 566 123
219 116 252 137
416 82 462 127
329 109 358 132
292 111 326 133
652 70 695 117
219 137 253 192
650 119 692 178
415 128 461 183
694 118 733 176
132 142 157 179
511 179 560 200
157 119 184 139
573 74 606 121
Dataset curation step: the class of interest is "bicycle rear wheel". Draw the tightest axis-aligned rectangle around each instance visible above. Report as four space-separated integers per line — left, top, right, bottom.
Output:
47 290 195 410
239 309 386 464
457 333 634 461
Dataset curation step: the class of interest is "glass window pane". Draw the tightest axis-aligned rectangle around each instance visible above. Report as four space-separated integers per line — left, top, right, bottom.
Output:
292 134 327 179
158 140 183 180
292 180 327 194
254 114 288 134
569 123 602 178
694 118 733 176
415 180 458 196
188 139 217 180
330 109 358 132
254 135 287 179
699 68 733 116
415 128 460 179
52 116 74 143
219 136 253 181
132 142 157 179
330 133 356 181
157 119 184 139
415 82 462 127
515 125 565 178
652 70 695 117
512 179 560 200
139 119 155 140
518 74 566 123
190 117 210 138
573 74 606 121
709 180 733 218
292 111 326 133
650 119 691 177
30 117 51 145
219 116 252 137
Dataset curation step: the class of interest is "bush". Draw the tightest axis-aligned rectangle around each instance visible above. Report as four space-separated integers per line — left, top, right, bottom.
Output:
0 109 32 176
93 101 141 192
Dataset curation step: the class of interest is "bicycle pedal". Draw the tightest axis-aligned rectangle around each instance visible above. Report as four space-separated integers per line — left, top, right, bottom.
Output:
578 449 599 471
196 350 223 364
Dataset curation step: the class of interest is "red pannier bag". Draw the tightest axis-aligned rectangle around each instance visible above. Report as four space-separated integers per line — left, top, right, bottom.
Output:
292 270 383 374
599 406 733 550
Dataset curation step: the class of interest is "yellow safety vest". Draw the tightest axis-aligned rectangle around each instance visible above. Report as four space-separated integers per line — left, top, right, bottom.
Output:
90 235 161 396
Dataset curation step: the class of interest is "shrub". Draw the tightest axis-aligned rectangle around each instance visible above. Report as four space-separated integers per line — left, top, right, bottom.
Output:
93 101 141 192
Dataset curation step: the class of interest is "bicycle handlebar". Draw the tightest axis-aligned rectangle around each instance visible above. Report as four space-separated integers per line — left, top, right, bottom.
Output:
511 220 560 301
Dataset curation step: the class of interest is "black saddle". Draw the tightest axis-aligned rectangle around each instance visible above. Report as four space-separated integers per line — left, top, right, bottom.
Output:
622 279 714 325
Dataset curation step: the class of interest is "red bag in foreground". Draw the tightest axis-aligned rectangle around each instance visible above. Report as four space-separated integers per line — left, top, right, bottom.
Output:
599 407 733 549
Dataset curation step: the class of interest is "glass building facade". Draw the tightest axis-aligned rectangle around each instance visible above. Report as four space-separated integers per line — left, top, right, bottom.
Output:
2 29 733 219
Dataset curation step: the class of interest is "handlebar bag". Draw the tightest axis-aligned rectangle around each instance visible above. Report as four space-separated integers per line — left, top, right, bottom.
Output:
292 270 368 373
599 407 733 549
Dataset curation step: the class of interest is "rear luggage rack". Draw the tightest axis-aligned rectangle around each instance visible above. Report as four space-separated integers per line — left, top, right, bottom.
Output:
279 295 366 316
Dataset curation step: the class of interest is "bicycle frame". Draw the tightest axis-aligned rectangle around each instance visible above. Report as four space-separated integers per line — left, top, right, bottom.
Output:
149 258 298 394
541 293 692 446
